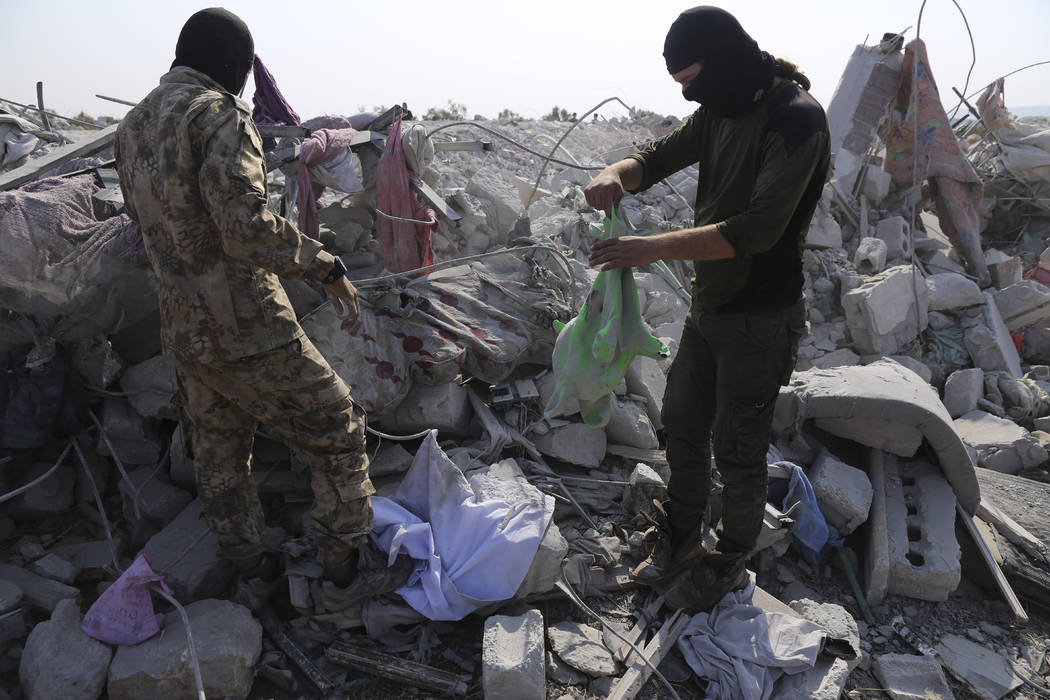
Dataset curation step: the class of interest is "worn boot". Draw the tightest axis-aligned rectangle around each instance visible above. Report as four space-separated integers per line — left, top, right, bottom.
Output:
320 546 416 611
663 551 749 614
231 552 282 612
632 500 705 583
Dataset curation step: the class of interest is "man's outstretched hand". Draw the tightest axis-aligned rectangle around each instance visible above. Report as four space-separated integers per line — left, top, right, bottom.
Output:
589 236 662 270
323 277 360 330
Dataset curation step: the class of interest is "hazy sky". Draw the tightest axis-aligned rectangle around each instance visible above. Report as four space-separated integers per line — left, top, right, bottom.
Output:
2 0 1048 123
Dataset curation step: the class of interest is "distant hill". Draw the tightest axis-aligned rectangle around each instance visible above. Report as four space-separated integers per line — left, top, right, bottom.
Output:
1012 105 1050 118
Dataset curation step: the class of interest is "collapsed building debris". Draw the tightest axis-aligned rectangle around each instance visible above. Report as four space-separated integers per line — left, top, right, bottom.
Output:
3 21 1050 700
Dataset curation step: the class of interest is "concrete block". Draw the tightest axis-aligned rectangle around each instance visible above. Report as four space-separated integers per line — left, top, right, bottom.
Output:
625 355 667 430
141 500 237 602
827 43 902 172
788 599 861 666
533 422 606 468
985 249 1023 290
97 397 163 465
815 416 922 457
863 450 891 606
943 368 984 418
965 292 1023 377
625 463 666 515
861 165 892 205
20 598 112 700
853 236 887 275
0 563 79 614
29 553 78 585
808 451 873 535
1022 326 1050 365
120 465 193 528
994 280 1050 331
884 459 961 601
872 653 955 699
605 397 658 449
804 210 843 250
953 410 1046 474
0 578 26 643
108 599 261 700
774 658 849 700
483 610 545 700
119 353 178 420
515 521 569 598
843 265 928 355
874 215 910 260
926 272 984 311
382 381 473 439
536 369 579 418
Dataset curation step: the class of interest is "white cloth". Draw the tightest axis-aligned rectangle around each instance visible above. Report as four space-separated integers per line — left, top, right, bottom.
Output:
371 431 553 621
677 575 826 700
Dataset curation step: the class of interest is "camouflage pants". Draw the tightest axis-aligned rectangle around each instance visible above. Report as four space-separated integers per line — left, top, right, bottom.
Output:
174 335 374 568
661 300 805 555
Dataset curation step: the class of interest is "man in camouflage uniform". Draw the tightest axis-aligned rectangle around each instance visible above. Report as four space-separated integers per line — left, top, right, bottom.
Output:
114 8 372 584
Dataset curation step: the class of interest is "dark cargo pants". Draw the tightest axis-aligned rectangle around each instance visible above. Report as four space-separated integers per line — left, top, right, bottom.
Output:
175 335 375 568
660 299 805 555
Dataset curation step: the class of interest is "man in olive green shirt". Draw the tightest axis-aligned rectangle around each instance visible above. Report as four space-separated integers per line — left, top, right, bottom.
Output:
585 6 829 611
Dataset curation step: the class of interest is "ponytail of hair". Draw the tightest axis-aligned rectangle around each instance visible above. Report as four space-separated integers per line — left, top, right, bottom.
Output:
774 57 811 91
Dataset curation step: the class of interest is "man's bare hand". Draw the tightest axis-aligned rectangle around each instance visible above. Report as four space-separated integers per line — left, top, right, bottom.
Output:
584 171 625 217
589 236 662 270
323 277 360 330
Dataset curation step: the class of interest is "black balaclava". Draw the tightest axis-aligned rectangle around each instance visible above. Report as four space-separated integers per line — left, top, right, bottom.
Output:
171 8 254 95
663 6 775 118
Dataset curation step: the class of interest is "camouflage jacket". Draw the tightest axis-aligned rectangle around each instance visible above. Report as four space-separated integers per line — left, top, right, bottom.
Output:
115 67 335 364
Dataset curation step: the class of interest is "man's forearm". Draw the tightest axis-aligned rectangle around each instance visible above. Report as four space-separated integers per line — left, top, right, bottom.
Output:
651 224 736 261
605 158 643 192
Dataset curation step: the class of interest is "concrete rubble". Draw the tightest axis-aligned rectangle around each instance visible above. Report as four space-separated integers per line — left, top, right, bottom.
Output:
2 25 1050 700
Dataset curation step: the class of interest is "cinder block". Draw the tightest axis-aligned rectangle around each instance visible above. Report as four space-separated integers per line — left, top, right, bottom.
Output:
985 249 1022 290
884 459 960 601
854 237 887 275
483 610 545 700
809 451 873 535
843 265 928 355
874 216 910 260
943 368 984 418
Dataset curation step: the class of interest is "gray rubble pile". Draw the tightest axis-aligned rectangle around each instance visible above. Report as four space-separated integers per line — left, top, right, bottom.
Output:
4 34 1050 700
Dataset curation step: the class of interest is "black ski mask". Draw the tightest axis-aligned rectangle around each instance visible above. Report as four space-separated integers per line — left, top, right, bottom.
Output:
171 8 254 95
663 6 775 118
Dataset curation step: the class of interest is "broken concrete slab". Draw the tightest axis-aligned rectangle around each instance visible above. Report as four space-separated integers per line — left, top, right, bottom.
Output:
953 410 1046 474
872 653 955 699
788 599 861 667
120 465 193 529
532 423 606 468
515 521 569 598
119 353 178 420
943 368 984 419
926 272 984 311
29 553 78 585
842 265 928 356
141 500 236 602
605 397 658 450
547 651 588 685
985 249 1023 290
8 462 75 518
885 460 961 602
547 621 617 677
994 279 1050 331
773 656 849 700
809 451 873 535
774 360 980 513
884 355 932 383
483 610 545 700
20 598 112 700
108 598 261 700
0 563 79 614
935 633 1023 699
624 463 667 515
625 355 666 431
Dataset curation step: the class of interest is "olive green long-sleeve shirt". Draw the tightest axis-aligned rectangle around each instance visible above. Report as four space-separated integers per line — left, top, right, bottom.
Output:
629 80 830 313
115 67 335 364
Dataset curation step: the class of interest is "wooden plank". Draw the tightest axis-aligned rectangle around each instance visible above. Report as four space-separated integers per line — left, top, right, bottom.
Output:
410 173 461 222
0 123 119 191
608 596 664 663
258 607 336 695
978 499 1050 564
326 639 468 696
607 611 690 700
958 502 1029 622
